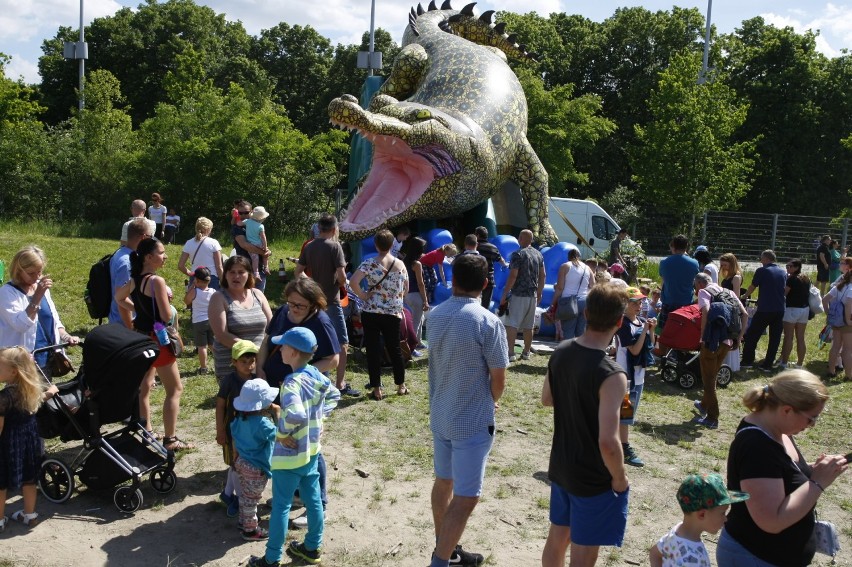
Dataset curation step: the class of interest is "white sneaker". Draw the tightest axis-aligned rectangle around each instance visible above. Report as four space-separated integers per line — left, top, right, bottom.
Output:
508 354 517 362
521 351 531 360
290 509 327 529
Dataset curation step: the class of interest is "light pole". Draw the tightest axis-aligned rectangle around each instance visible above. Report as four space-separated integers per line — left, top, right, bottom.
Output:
62 0 88 110
357 0 383 74
698 0 712 84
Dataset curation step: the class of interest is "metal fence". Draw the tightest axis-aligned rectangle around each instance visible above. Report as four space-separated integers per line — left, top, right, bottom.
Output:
633 211 850 261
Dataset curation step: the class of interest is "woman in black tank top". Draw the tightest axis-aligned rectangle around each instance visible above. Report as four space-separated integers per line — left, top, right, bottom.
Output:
115 237 192 451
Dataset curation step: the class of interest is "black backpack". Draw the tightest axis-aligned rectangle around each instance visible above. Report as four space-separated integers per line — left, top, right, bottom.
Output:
709 289 742 341
85 252 116 322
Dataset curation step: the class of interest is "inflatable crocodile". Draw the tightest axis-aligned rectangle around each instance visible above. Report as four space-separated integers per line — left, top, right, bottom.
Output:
328 1 558 244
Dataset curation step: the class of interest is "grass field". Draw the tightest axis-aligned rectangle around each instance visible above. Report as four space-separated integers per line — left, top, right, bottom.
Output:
1 224 850 566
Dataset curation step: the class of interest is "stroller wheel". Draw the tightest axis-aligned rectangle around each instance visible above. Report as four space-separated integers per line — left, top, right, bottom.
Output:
150 468 177 494
114 486 143 513
678 371 698 390
716 365 733 387
38 458 75 503
662 366 679 383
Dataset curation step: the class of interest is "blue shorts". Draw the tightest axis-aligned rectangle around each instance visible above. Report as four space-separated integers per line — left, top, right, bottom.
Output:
325 303 349 345
433 428 494 497
549 483 629 546
620 382 644 426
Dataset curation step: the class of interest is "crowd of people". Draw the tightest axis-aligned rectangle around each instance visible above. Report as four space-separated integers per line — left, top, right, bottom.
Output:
0 200 850 565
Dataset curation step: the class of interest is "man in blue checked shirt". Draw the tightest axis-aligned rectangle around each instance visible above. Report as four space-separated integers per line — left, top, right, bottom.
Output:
427 253 509 567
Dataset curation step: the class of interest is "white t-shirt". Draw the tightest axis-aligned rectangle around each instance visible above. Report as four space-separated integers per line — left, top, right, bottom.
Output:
703 263 719 284
120 217 156 242
655 523 711 567
182 237 223 275
148 204 167 224
390 238 404 257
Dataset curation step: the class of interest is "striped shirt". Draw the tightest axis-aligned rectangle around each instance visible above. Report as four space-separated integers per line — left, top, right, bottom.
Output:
427 296 508 440
271 364 340 470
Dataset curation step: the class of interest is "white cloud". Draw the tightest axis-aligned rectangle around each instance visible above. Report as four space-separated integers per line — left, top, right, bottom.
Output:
761 3 852 56
2 52 40 84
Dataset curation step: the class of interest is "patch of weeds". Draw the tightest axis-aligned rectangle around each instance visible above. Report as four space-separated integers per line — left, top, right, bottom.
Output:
535 496 549 509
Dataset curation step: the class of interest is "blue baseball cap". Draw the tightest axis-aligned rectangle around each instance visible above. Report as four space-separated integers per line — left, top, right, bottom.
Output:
271 327 318 354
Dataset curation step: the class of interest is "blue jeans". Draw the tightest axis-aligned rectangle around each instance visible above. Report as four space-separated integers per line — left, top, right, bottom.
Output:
716 527 779 566
265 454 323 563
559 297 587 339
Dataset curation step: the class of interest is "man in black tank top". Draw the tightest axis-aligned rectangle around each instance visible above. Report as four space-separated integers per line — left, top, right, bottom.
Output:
541 284 631 566
474 226 507 310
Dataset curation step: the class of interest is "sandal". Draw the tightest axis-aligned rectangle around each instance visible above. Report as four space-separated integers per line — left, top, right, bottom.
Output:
369 389 384 401
397 385 410 396
145 430 162 441
163 436 195 451
11 510 39 527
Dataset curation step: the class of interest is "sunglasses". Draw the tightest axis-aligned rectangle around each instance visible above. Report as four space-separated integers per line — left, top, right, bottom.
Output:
238 211 251 216
795 409 819 426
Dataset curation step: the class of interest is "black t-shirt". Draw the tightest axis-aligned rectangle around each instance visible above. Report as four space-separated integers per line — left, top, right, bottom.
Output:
232 224 250 259
609 238 621 263
547 340 624 496
261 306 340 389
786 275 810 308
816 244 830 271
725 420 816 566
476 240 503 282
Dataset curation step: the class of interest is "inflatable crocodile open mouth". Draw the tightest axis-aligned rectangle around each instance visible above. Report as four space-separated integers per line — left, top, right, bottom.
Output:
329 1 558 244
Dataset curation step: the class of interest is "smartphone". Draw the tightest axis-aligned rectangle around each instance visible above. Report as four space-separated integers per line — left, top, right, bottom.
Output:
844 452 852 462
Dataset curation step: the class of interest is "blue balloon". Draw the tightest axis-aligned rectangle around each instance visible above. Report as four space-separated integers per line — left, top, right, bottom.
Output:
360 236 377 256
443 259 453 283
433 282 452 304
492 235 519 261
543 242 578 285
425 228 453 252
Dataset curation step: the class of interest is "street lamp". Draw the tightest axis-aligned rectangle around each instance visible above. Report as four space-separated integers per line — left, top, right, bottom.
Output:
62 0 88 110
357 0 383 75
698 0 712 84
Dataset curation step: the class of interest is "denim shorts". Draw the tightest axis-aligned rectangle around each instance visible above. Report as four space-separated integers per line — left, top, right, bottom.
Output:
783 306 809 325
325 302 349 344
620 382 644 426
433 428 494 497
549 483 628 546
716 527 779 566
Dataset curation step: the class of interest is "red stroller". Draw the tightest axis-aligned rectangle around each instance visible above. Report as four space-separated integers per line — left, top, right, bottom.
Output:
657 304 733 389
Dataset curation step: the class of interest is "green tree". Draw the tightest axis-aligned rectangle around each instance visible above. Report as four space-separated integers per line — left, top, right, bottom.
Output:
38 0 268 126
515 67 615 194
0 54 53 217
718 18 829 214
250 23 335 136
631 50 754 224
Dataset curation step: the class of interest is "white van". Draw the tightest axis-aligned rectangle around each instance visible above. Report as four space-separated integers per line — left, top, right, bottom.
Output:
548 198 621 259
487 184 620 257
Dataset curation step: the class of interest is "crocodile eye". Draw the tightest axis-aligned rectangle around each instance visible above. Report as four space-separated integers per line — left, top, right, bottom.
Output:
416 109 432 119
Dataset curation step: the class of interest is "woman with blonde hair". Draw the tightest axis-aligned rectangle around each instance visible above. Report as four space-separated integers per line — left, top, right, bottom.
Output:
823 261 852 380
0 246 81 376
718 369 848 566
177 217 224 290
718 252 744 372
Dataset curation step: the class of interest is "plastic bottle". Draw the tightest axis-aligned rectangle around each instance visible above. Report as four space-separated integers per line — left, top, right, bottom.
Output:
620 392 634 420
153 321 170 346
278 259 286 282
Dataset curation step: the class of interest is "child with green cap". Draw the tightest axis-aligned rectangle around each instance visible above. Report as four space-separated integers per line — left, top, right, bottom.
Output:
215 339 260 519
249 327 340 567
650 472 749 566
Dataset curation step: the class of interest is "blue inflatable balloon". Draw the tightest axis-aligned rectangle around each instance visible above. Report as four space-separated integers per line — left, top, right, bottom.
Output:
425 228 453 252
433 282 452 304
443 258 453 283
492 235 519 261
543 242 578 285
360 236 377 256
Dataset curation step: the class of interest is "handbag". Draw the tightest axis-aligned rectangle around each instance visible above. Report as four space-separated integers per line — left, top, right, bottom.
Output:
556 265 588 321
47 349 75 377
814 519 841 557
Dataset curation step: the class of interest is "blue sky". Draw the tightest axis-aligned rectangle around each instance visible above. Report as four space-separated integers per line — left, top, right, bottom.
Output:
1 0 850 84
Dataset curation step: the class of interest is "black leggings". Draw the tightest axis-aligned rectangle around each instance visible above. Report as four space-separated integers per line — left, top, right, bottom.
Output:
361 311 406 388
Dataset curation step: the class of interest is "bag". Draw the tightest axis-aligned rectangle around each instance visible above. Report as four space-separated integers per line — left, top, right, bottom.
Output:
47 349 74 377
813 519 841 557
85 252 116 321
709 289 742 341
165 324 183 357
809 284 824 315
827 287 848 328
556 295 579 321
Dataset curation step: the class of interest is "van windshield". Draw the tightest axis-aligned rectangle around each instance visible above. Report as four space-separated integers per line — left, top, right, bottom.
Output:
592 215 618 240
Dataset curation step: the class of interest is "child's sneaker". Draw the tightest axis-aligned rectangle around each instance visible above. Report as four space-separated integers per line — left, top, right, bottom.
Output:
227 495 240 518
241 527 269 541
286 541 322 564
247 556 279 567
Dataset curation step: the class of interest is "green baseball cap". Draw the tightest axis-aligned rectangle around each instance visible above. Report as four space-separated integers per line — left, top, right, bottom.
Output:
677 473 749 513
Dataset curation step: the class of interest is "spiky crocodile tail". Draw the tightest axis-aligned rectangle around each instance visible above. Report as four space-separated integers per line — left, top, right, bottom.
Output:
408 1 538 61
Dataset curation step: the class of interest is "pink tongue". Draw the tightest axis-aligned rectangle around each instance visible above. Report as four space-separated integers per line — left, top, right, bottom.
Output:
349 172 410 224
347 156 435 226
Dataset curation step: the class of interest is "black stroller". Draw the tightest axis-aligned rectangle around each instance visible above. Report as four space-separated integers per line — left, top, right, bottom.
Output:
35 324 177 513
